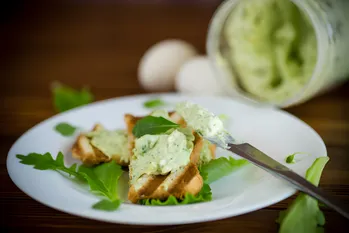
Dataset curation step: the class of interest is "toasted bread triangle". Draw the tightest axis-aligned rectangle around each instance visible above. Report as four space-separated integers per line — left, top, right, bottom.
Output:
125 112 206 203
71 124 129 166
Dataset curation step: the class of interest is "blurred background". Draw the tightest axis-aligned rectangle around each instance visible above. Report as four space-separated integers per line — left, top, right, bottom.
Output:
1 0 348 144
1 1 349 232
1 0 348 138
2 0 221 96
1 0 222 131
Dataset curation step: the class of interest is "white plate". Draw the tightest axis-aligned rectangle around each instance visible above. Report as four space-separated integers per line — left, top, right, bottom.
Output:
7 93 327 225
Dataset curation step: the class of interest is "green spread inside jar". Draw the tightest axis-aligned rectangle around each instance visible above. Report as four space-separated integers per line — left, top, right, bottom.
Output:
223 0 318 103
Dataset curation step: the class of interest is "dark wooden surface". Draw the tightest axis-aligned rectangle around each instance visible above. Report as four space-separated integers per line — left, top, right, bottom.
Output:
1 2 349 232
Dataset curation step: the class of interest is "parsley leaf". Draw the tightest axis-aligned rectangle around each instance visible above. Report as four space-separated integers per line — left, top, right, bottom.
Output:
132 116 179 138
16 152 82 177
52 82 93 112
143 98 166 108
140 183 212 206
92 199 122 211
54 122 78 136
16 152 123 210
199 156 249 184
277 156 329 233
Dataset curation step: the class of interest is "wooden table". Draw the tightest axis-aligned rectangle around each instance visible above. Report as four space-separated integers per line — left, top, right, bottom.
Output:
1 2 348 232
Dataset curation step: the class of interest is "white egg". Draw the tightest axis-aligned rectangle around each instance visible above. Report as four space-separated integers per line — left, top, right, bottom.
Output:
138 39 198 91
175 56 226 95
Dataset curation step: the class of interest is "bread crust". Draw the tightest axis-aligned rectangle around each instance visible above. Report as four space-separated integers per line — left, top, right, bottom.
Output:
125 112 206 203
71 124 129 166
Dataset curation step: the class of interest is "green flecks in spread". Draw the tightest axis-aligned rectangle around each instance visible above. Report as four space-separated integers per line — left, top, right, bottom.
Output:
175 101 230 148
130 129 193 186
86 129 129 162
199 140 214 166
175 102 225 138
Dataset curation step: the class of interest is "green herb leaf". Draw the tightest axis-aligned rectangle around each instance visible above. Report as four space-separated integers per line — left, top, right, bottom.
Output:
140 183 212 206
199 156 249 184
82 161 123 200
52 82 93 112
286 154 296 164
54 122 78 136
143 98 166 108
277 156 329 233
16 152 81 177
78 161 123 200
16 152 123 210
285 152 307 164
132 116 179 138
305 157 329 186
92 199 122 211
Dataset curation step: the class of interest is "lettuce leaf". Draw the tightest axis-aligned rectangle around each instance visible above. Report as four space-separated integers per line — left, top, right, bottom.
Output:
199 156 249 184
92 199 122 211
78 161 123 200
277 156 329 233
140 156 249 206
140 183 212 206
16 152 123 211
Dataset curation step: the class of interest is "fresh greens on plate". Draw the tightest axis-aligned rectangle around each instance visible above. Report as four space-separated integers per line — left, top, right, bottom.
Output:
17 96 251 211
13 88 329 230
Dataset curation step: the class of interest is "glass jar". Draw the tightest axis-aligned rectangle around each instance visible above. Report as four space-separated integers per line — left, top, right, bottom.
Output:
207 0 349 108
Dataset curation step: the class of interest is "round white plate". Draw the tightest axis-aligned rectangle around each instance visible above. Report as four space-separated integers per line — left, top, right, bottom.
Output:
7 93 327 225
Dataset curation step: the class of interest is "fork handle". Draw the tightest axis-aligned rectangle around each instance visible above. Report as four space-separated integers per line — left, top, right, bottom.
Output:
229 143 349 220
